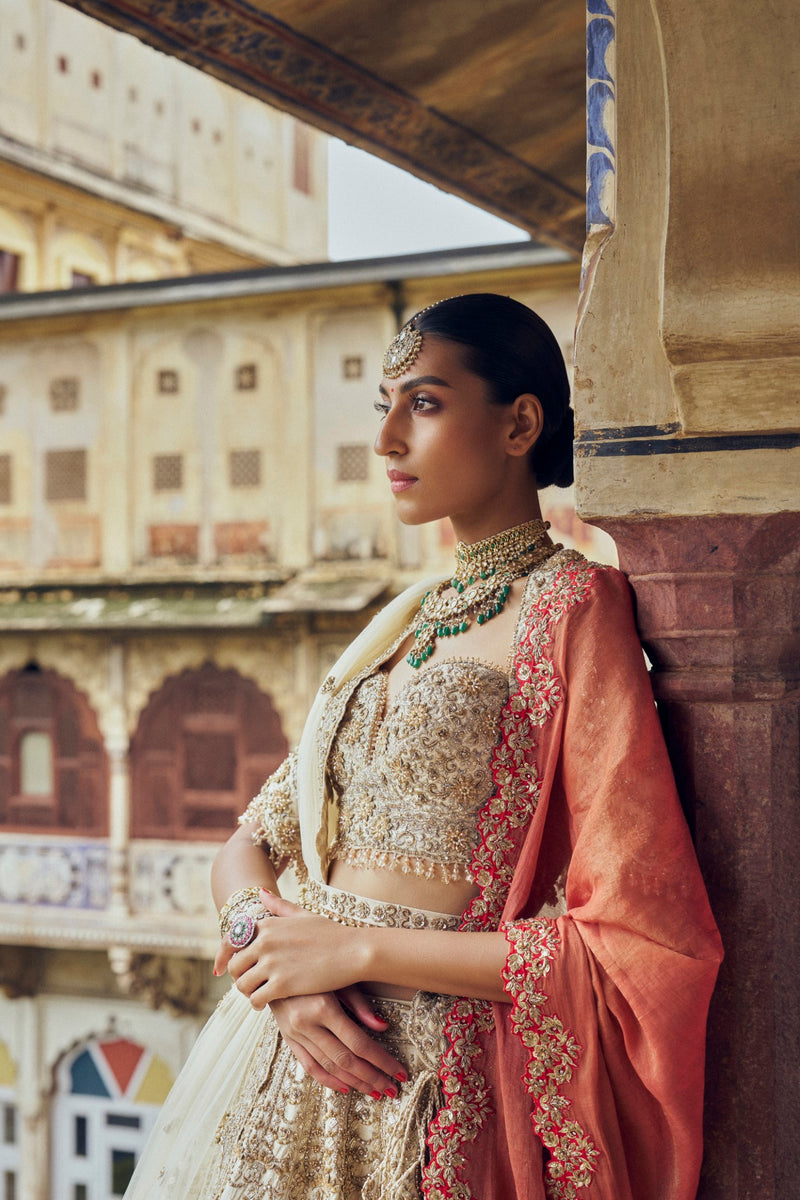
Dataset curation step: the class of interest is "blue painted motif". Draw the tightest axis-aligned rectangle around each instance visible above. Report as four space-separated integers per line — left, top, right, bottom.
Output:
70 1050 111 1098
587 0 614 14
587 18 615 84
587 82 615 155
586 152 616 227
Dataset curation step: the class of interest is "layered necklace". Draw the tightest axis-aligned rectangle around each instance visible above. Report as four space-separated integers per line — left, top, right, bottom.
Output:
407 519 560 668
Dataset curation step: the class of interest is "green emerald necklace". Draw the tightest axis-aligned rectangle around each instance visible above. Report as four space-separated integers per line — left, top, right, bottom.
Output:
407 518 559 668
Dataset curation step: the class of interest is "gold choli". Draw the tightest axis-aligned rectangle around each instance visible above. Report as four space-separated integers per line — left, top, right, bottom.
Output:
329 659 511 882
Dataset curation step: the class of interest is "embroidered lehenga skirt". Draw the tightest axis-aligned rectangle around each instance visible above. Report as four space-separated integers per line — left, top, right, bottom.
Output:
124 884 459 1200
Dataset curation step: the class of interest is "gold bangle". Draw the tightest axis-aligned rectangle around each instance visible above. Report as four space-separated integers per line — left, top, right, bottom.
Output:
218 886 262 939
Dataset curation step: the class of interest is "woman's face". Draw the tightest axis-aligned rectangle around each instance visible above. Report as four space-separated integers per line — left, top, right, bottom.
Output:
374 336 521 537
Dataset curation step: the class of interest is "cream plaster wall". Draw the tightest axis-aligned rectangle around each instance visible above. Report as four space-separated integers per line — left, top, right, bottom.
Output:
0 0 328 278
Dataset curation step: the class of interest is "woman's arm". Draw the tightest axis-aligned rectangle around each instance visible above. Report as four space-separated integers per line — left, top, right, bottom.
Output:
211 825 407 1096
229 891 510 1005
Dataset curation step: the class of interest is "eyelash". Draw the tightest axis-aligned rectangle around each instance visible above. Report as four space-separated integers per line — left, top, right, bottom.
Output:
373 394 437 419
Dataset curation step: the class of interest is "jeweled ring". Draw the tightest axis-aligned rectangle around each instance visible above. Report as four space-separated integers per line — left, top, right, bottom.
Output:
228 911 257 950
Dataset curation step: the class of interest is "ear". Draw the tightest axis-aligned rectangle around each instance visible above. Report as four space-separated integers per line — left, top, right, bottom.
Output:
505 393 544 457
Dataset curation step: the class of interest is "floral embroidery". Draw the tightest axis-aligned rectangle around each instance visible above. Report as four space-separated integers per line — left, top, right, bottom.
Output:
502 919 600 1199
239 751 305 875
331 661 510 881
422 553 596 1199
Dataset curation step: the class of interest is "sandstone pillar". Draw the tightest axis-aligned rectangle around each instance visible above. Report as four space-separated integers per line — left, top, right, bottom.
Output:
576 3 800 1196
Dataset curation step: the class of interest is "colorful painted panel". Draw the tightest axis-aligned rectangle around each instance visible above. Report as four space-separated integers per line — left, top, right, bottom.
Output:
68 1040 173 1105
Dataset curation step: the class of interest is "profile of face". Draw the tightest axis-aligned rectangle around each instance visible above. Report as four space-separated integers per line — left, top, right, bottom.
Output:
374 336 543 536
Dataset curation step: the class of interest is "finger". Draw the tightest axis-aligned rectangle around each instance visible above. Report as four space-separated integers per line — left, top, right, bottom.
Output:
337 985 390 1031
259 889 306 918
282 1037 352 1095
296 1027 399 1096
213 940 235 978
326 1008 407 1085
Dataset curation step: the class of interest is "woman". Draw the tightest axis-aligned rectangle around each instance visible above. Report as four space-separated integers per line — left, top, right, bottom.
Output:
126 294 722 1200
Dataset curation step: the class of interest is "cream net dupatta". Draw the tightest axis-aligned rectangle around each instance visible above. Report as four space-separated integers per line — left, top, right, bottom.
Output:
125 577 435 1197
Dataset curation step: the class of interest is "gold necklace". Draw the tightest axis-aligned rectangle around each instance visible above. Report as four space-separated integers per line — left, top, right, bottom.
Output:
407 519 559 668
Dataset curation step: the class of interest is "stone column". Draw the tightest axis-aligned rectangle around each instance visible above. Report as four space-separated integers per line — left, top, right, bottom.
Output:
106 642 131 918
576 3 800 1197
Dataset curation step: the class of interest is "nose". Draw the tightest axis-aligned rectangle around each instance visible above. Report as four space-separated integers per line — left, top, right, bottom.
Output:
373 405 406 457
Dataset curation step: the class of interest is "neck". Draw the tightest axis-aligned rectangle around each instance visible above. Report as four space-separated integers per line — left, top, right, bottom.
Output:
450 496 544 546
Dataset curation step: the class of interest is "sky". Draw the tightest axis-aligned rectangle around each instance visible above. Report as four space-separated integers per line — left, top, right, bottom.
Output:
327 139 529 261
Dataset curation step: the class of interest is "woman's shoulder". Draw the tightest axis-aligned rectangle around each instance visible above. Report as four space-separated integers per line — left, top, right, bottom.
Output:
521 546 630 618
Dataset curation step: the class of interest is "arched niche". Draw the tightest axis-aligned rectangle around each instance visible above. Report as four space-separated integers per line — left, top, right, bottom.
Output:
0 665 108 835
130 662 288 840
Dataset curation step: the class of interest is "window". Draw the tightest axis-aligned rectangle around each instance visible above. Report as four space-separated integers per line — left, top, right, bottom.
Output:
52 1039 171 1200
15 33 26 51
190 118 201 134
19 731 54 797
0 456 10 505
2 1104 15 1145
342 356 364 380
70 272 94 289
292 122 312 194
90 71 102 89
49 378 80 412
131 664 288 839
229 450 261 488
152 455 183 492
235 363 257 391
0 666 108 833
156 370 179 394
57 55 69 73
336 443 370 483
0 252 20 294
45 449 87 502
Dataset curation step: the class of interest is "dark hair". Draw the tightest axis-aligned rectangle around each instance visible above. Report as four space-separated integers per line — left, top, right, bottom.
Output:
412 293 574 488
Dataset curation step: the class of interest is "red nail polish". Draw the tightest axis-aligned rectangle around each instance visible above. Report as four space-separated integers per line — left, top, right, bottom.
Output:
212 968 219 976
369 1090 381 1100
384 1086 398 1099
339 1086 349 1095
394 1071 407 1083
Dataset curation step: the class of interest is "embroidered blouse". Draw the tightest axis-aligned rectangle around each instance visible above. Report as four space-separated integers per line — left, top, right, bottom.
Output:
241 658 510 881
329 660 510 881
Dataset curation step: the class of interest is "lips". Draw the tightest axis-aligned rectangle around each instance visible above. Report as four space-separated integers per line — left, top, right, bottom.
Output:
387 469 417 494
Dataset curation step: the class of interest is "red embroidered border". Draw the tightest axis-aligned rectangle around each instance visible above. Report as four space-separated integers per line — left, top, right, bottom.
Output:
422 556 596 1199
502 919 600 1199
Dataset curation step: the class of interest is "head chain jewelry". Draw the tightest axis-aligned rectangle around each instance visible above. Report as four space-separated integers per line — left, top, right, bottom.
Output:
381 294 469 379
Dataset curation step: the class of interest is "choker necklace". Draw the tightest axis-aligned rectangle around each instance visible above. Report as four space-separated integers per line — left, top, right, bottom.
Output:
407 519 560 668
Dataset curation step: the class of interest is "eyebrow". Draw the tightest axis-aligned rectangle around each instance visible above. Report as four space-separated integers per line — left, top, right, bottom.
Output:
378 375 453 397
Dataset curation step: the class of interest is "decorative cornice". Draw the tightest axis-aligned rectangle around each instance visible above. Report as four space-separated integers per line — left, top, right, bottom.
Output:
61 0 585 252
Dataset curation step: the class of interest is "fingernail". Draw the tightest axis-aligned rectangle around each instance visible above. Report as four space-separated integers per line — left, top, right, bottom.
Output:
394 1071 407 1083
339 1086 350 1095
369 1090 382 1100
212 968 219 976
383 1086 398 1099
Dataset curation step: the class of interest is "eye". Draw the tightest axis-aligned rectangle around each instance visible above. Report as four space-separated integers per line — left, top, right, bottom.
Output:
410 393 437 412
373 399 389 419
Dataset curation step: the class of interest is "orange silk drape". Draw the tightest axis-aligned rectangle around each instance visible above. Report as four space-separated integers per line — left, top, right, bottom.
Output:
423 561 722 1200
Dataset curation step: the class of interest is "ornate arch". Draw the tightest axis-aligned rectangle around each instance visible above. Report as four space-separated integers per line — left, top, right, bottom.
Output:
0 664 108 835
130 661 288 840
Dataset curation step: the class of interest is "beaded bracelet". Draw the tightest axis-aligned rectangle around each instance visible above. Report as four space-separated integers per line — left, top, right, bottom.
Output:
218 886 263 939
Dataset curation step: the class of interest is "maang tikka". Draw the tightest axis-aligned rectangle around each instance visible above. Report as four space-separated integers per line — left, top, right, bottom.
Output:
381 295 468 379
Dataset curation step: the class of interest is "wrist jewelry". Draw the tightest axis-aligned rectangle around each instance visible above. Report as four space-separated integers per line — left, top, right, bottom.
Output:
218 886 262 939
407 519 560 668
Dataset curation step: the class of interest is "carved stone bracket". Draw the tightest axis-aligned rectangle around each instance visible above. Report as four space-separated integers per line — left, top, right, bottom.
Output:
108 946 208 1015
